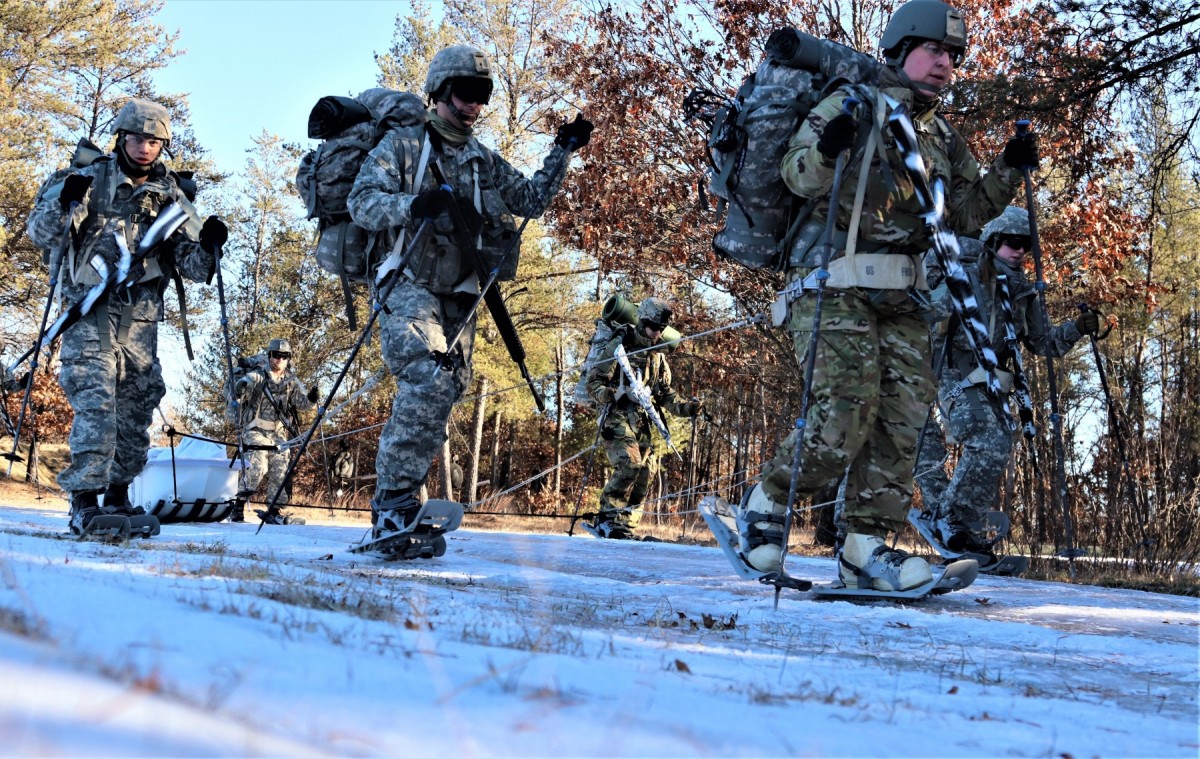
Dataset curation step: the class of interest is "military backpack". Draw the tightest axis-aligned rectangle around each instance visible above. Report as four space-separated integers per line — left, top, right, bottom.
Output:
686 28 879 271
295 89 427 285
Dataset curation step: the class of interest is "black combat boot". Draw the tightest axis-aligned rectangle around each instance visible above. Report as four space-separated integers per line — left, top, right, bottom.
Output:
102 482 145 516
68 491 103 536
229 497 245 523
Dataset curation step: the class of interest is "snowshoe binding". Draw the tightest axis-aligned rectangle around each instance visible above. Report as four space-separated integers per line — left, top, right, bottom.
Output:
102 483 160 538
908 508 1028 576
581 509 636 540
811 533 978 600
349 496 463 561
699 493 812 591
69 491 136 541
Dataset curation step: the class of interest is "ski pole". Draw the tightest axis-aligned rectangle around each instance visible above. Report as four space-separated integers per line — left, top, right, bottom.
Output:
772 97 861 605
258 219 433 533
4 202 76 475
566 402 610 536
204 220 250 478
1016 119 1081 571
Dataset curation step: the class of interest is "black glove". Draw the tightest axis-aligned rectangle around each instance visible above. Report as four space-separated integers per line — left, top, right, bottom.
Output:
59 174 93 211
411 188 451 221
1003 131 1039 170
199 216 228 255
687 399 704 419
307 386 319 403
1075 310 1100 336
816 112 858 160
595 387 615 406
554 114 594 150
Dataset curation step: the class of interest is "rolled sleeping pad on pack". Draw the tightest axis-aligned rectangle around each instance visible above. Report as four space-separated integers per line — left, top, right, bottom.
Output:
601 295 683 352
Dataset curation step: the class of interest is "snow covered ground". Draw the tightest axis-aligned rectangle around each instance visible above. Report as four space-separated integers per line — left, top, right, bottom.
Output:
1 499 1197 757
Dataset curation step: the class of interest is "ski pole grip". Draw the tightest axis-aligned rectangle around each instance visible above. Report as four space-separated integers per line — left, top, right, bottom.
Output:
1016 119 1031 137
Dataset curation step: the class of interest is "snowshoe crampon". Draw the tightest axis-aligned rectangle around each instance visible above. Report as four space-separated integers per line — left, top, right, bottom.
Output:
349 499 463 561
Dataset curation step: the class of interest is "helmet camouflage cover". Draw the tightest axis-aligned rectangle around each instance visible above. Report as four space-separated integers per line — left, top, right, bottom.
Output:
267 338 292 355
980 206 1031 245
424 45 492 99
111 98 172 143
637 297 672 326
880 0 967 65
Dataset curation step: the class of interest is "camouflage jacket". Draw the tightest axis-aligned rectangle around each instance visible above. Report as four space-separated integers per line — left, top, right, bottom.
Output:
26 156 210 322
781 66 1022 268
235 356 316 437
586 326 694 419
347 122 567 293
928 237 1080 385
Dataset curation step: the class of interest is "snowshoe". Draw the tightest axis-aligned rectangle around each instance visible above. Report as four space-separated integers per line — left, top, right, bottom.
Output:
810 558 978 600
699 495 812 591
908 508 1028 576
349 499 463 561
580 511 636 540
68 491 129 541
255 508 305 526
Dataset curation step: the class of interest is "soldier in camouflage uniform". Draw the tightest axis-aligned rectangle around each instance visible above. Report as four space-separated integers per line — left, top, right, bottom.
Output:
231 338 318 524
736 0 1038 593
914 206 1099 558
584 297 702 539
347 44 592 546
25 99 221 536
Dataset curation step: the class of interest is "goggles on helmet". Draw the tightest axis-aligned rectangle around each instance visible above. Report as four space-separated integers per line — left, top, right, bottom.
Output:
995 235 1032 251
269 351 292 360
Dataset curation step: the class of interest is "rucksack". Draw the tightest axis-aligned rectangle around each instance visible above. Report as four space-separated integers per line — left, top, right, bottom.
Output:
295 88 428 285
686 28 879 271
225 354 266 426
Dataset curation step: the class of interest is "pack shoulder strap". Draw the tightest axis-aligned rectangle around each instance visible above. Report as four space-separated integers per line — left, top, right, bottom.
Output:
373 131 433 288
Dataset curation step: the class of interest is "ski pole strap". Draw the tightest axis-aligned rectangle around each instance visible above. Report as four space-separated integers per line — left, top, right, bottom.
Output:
883 97 1001 397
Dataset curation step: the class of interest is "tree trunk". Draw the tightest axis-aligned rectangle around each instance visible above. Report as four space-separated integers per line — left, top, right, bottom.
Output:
440 437 453 501
468 376 488 504
490 409 503 491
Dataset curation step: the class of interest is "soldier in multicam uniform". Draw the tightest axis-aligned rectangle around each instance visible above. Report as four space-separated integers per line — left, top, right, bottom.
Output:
735 0 1039 593
914 206 1099 560
231 338 318 524
25 99 222 536
347 44 592 551
584 297 703 539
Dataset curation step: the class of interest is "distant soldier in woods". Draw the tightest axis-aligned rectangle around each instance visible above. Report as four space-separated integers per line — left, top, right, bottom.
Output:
231 338 318 524
584 297 703 539
25 99 223 537
914 206 1100 563
734 0 1037 594
347 44 593 556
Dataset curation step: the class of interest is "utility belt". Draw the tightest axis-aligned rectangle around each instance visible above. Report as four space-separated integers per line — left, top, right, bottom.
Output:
944 366 1015 400
772 223 929 326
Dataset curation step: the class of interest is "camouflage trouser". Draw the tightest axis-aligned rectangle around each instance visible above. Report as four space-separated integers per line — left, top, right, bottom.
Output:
597 406 656 529
56 312 166 495
760 288 935 536
914 382 1013 532
238 428 291 503
375 280 475 493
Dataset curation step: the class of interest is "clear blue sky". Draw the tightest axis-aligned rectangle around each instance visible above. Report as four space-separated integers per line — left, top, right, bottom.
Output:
155 0 408 174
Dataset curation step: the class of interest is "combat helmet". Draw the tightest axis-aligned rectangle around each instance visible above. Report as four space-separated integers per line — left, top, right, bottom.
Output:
637 297 673 328
112 98 172 145
267 338 292 356
981 206 1031 247
424 45 493 103
880 0 967 66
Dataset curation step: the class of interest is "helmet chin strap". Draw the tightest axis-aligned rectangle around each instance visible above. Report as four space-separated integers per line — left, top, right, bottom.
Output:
443 98 474 129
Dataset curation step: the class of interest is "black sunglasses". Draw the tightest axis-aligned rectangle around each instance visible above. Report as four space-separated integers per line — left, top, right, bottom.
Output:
641 319 668 331
269 351 291 360
451 77 493 105
997 235 1032 251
